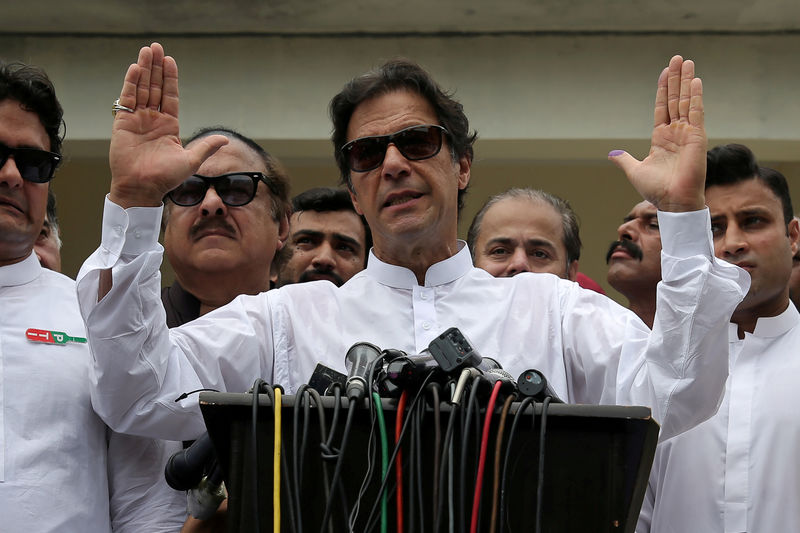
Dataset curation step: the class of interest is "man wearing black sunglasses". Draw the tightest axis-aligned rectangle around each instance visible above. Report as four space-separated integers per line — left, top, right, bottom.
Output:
0 60 185 532
79 44 748 452
160 126 290 326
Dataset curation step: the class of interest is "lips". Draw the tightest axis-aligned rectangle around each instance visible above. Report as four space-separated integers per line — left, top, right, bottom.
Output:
383 191 423 209
0 196 24 214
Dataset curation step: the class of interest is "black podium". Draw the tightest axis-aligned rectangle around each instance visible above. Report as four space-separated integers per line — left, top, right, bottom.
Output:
200 391 658 532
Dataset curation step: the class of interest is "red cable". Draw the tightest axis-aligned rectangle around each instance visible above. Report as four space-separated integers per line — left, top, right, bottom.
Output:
395 390 408 533
470 381 502 533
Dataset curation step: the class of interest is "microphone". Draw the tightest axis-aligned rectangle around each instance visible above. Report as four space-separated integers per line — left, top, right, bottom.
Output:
428 327 485 373
480 368 517 397
164 433 217 491
517 369 564 403
344 342 382 400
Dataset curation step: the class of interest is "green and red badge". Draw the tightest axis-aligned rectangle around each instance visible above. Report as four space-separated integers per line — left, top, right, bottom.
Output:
26 328 87 345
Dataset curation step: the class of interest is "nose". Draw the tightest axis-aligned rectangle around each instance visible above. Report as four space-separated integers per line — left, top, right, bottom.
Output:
0 156 24 189
718 224 748 258
505 247 530 277
199 185 228 217
311 241 336 272
617 219 638 242
381 144 412 180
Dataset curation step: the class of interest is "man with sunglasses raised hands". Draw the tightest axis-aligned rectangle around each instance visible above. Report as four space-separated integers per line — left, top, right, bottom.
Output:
78 44 748 447
161 126 290 326
0 60 185 532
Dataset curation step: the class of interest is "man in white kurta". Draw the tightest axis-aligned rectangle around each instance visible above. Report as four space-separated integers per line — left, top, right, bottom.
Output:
636 146 800 533
77 46 748 448
0 60 184 532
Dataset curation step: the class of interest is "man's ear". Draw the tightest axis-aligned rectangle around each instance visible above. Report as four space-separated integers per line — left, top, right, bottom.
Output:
276 213 290 251
457 155 471 191
567 260 579 282
789 216 800 257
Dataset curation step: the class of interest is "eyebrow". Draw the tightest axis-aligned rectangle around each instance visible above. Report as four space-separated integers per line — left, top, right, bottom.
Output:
292 229 362 249
484 236 556 250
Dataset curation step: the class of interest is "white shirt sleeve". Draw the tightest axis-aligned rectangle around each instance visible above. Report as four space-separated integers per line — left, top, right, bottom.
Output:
77 196 275 441
618 208 749 439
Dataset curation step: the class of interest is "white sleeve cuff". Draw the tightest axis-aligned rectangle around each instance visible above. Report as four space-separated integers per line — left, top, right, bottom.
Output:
101 195 163 256
657 208 714 260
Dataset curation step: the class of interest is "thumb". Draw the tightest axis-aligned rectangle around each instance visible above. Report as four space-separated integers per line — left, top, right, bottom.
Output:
607 149 640 177
185 134 229 173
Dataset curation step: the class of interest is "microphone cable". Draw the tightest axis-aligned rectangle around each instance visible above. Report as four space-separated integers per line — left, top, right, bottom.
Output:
470 380 502 533
273 387 282 533
320 384 349 527
394 390 408 533
319 394 358 532
489 393 516 533
429 383 442 529
499 397 534 531
291 385 310 533
459 374 483 533
250 379 272 533
434 367 479 533
306 388 334 533
372 391 389 533
535 397 552 533
363 369 437 532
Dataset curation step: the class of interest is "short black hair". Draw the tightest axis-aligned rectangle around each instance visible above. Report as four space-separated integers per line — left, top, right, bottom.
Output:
329 58 476 215
183 126 291 222
706 143 793 225
0 61 64 155
291 186 372 259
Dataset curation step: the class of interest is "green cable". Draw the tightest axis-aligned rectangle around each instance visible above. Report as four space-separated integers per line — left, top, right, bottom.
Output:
372 391 389 533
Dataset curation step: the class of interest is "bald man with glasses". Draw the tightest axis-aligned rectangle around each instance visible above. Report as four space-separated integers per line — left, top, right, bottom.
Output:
78 44 747 451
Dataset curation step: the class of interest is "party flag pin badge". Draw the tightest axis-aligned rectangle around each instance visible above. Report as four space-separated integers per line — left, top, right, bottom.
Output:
26 328 87 345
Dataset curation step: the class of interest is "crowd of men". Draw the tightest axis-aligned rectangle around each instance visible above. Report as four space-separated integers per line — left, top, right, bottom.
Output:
3 41 797 533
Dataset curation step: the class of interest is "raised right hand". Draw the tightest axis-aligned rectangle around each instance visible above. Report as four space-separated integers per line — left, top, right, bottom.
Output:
108 43 228 208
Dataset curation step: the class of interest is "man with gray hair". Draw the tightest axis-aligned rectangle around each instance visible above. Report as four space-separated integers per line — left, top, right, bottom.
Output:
467 187 581 280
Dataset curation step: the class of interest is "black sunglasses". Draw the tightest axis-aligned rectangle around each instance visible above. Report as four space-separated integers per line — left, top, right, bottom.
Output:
0 142 61 183
167 172 277 207
341 124 448 173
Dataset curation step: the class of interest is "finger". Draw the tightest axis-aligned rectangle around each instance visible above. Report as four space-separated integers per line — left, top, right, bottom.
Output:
147 42 165 110
184 135 230 174
688 77 704 128
653 67 669 127
118 63 140 111
608 149 640 178
678 59 695 121
135 46 153 110
666 55 682 123
161 56 179 118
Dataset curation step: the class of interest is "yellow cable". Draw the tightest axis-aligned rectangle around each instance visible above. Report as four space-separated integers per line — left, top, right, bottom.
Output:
273 387 282 533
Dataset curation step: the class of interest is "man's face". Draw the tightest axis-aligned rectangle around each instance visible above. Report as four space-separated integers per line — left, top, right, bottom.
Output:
473 197 576 280
278 209 367 287
0 99 50 266
707 179 799 320
346 90 470 258
606 200 662 296
163 139 287 284
34 216 61 272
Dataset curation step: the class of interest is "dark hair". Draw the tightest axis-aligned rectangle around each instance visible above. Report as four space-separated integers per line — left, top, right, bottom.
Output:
291 186 373 261
46 188 59 229
466 187 582 264
0 61 64 155
706 144 793 225
183 126 291 222
329 58 477 214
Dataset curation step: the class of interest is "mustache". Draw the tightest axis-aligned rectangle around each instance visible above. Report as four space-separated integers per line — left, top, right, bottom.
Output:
189 218 236 239
605 239 643 264
298 268 344 287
